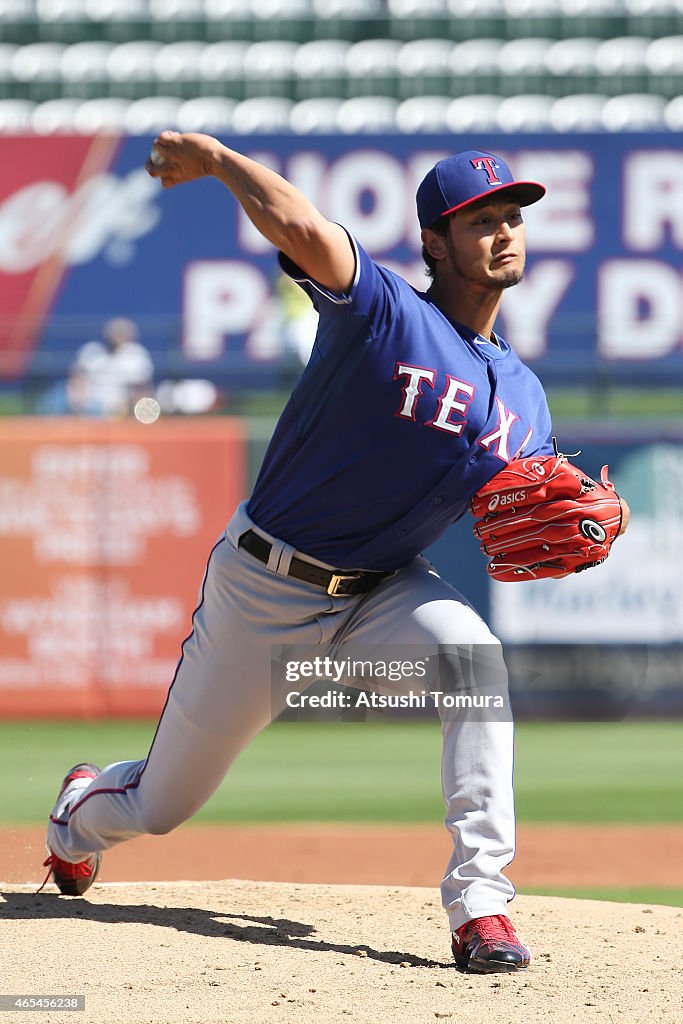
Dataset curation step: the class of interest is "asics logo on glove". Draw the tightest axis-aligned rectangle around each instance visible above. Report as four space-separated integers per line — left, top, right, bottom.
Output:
488 490 527 512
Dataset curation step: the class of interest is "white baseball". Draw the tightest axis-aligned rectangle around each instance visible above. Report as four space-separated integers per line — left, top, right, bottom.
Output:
150 147 165 166
134 397 161 424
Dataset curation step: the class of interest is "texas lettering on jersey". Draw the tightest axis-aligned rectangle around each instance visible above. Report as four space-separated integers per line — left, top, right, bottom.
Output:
394 362 531 463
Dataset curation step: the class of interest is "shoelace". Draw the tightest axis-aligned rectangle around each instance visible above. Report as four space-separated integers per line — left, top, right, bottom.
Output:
35 853 94 895
458 914 518 944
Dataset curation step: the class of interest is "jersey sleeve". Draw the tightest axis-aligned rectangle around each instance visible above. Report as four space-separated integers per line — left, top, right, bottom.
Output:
278 230 400 337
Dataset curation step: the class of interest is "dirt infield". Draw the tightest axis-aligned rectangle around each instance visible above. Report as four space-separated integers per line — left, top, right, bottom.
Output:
2 882 682 1024
3 822 683 888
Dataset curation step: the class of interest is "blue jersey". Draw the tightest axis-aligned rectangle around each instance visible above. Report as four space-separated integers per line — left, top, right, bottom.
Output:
248 236 554 571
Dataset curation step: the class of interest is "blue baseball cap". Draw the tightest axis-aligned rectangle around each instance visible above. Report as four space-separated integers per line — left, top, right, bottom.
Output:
416 150 546 229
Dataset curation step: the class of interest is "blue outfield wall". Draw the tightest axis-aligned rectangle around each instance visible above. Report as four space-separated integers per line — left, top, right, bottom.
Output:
1 132 682 387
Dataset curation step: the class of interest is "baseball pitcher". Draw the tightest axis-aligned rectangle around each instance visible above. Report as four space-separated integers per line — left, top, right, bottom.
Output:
40 136 630 974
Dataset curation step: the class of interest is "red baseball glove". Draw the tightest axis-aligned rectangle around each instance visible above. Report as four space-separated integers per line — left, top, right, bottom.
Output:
469 454 624 582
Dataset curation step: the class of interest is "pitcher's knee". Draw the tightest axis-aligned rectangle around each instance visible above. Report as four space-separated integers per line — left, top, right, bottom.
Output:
139 806 188 836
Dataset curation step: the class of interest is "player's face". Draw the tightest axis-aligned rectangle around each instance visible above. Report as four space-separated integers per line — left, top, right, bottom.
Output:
443 200 526 291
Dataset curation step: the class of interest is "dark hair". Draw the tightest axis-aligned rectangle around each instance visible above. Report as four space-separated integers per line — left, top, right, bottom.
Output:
422 214 453 280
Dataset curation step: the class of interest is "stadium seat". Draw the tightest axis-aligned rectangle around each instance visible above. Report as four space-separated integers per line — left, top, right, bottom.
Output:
503 0 558 13
559 0 625 19
11 43 65 101
497 37 556 93
544 37 601 94
624 0 680 41
84 0 148 14
0 45 19 99
84 0 151 42
150 0 203 19
601 92 667 129
107 41 162 99
447 93 501 130
60 41 113 97
0 98 36 131
231 96 294 132
202 0 250 14
72 95 130 131
153 41 206 98
177 95 236 131
625 0 679 11
198 41 250 99
292 39 350 100
646 35 683 73
550 92 609 130
496 92 555 130
2 0 36 14
314 0 382 13
664 94 683 129
242 40 298 99
450 39 505 95
10 40 63 80
289 96 343 132
345 39 402 98
336 95 399 132
397 39 454 99
149 0 204 43
312 0 385 43
502 0 562 41
446 0 505 44
389 0 448 15
388 0 449 42
395 94 451 133
596 36 650 93
32 96 82 132
256 0 313 17
1 2 36 46
124 94 182 133
203 0 258 44
557 1 626 47
646 36 683 96
448 0 505 11
36 0 89 27
252 0 314 43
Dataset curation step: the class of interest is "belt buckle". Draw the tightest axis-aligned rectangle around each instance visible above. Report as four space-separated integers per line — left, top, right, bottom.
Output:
327 572 360 596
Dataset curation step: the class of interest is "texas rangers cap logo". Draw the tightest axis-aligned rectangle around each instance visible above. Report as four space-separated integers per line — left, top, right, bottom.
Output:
470 156 503 186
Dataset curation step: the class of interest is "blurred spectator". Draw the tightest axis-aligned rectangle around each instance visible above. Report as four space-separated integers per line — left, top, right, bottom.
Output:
71 317 154 417
249 272 319 367
36 366 102 416
277 273 319 367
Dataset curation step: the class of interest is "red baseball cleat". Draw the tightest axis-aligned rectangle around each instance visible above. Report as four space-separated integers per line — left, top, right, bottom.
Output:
37 763 102 897
452 914 531 973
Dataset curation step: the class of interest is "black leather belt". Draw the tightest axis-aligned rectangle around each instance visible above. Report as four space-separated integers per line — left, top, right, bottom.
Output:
238 529 393 597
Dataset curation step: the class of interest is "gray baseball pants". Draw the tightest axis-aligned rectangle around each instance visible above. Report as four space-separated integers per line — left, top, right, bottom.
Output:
48 501 517 931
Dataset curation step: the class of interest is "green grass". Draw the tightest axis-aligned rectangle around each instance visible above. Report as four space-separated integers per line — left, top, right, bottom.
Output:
2 720 682 825
547 387 683 419
513 721 683 823
520 886 683 908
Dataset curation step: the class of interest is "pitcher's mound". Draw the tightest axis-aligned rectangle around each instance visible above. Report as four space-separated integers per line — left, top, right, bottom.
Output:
2 881 681 1024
